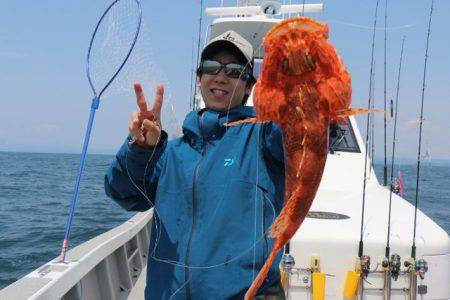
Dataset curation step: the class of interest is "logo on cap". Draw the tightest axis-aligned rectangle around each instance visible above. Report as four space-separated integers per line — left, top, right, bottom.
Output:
222 32 244 47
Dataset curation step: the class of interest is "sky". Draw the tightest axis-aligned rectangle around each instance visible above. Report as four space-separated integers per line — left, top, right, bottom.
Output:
0 0 449 161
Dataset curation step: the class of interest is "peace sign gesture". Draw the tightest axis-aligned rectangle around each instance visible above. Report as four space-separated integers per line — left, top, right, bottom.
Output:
129 82 164 147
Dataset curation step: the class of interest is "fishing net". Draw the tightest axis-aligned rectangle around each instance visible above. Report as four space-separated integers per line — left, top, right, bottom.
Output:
61 0 143 262
92 14 182 137
87 0 141 98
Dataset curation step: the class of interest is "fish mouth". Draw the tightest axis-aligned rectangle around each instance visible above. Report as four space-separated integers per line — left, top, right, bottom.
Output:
282 51 316 75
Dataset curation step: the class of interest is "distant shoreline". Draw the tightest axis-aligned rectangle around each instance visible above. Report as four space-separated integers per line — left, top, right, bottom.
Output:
1 150 449 166
0 150 114 157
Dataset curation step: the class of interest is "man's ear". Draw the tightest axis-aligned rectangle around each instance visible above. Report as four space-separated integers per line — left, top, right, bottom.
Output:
196 75 201 87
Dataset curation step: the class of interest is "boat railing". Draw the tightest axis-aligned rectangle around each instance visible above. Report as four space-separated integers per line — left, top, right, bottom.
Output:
0 210 153 300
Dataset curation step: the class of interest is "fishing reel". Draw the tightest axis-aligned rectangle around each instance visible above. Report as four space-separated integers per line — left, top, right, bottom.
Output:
360 255 371 279
404 258 414 270
404 258 429 296
280 253 301 287
389 254 402 280
415 259 428 280
404 257 428 277
281 253 297 276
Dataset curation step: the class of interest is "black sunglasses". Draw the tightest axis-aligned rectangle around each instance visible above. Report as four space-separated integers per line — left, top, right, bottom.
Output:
199 60 250 80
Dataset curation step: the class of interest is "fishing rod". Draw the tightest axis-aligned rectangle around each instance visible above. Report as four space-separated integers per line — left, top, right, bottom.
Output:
382 0 388 187
398 3 435 298
411 0 434 261
344 3 380 298
343 4 380 297
189 34 196 110
358 0 379 261
381 37 405 300
370 63 376 177
192 0 205 110
385 37 405 259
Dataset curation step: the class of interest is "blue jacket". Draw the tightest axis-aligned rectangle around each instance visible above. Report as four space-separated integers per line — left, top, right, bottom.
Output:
105 106 285 299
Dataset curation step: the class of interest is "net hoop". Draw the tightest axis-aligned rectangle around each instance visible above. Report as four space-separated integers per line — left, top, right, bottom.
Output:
86 0 142 99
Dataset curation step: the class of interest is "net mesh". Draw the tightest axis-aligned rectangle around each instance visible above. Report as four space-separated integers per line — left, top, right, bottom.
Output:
88 0 182 137
88 0 141 95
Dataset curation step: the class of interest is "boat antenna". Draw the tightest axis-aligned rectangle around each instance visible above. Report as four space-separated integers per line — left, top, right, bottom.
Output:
382 0 388 186
385 37 405 258
411 0 434 260
192 0 204 110
358 0 379 258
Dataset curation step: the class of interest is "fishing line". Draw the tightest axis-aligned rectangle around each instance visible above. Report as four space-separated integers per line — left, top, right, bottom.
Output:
385 36 405 258
219 26 275 283
123 11 283 296
59 0 142 263
253 128 261 281
358 0 379 259
149 190 277 269
192 0 205 110
382 0 388 187
168 278 191 300
411 0 434 260
123 157 276 272
126 27 276 269
327 20 413 31
132 37 277 271
113 18 182 136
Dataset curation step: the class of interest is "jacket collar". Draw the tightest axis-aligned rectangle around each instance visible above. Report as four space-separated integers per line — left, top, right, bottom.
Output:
182 106 256 147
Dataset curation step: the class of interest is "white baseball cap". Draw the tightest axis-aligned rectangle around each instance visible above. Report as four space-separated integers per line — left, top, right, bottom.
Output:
201 30 254 68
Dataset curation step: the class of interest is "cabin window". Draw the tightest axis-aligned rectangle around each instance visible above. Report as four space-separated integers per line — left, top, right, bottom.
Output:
329 119 360 153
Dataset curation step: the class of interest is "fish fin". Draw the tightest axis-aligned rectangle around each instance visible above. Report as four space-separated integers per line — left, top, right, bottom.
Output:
224 117 260 127
268 189 299 238
332 108 384 124
340 107 383 116
268 212 287 238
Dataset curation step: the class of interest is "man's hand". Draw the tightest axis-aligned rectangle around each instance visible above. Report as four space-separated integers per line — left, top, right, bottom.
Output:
128 83 164 147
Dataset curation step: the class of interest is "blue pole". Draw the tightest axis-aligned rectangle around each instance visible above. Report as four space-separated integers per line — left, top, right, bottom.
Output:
60 97 100 262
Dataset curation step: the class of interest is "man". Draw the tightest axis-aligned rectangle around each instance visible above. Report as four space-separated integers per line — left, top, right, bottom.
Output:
105 30 285 299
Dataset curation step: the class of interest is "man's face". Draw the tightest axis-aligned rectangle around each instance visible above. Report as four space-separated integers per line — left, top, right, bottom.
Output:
198 51 251 111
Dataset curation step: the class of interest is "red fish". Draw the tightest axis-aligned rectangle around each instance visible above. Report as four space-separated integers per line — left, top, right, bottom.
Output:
228 17 352 299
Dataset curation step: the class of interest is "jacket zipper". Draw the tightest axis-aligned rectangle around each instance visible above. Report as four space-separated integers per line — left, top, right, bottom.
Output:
184 113 206 299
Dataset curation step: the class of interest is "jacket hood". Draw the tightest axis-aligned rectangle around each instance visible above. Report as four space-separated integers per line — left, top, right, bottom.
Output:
182 106 256 148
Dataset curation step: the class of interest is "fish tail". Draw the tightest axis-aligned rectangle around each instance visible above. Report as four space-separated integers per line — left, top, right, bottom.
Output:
244 244 283 300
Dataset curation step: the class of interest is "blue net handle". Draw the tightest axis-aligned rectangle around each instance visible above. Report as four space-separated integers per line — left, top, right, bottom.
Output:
60 98 99 262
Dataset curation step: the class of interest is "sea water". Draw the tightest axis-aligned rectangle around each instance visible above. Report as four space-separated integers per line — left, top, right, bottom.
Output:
0 151 448 289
